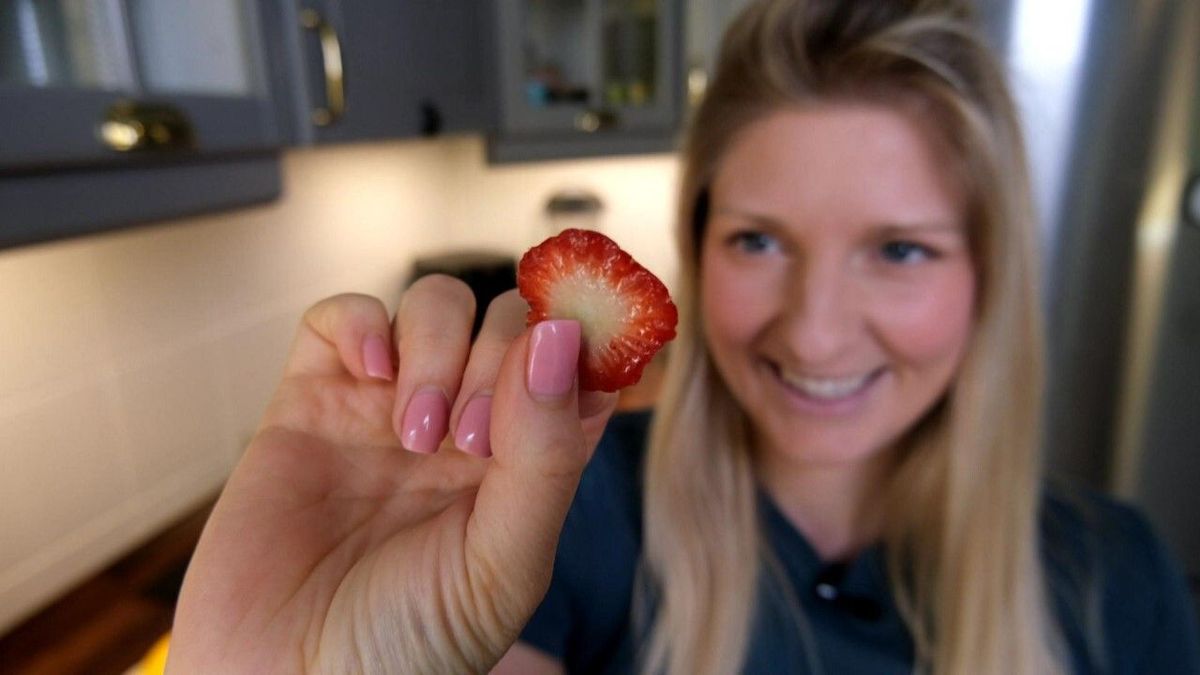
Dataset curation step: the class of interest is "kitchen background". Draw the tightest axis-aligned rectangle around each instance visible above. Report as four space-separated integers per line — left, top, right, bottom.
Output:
1 0 1197 671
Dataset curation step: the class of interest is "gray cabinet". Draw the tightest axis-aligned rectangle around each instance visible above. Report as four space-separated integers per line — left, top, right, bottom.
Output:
488 0 683 163
0 0 286 249
0 0 491 250
286 0 488 145
0 0 284 168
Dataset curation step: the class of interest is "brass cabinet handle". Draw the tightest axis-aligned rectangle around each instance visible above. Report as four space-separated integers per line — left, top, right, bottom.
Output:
574 109 618 133
300 8 345 126
99 101 195 152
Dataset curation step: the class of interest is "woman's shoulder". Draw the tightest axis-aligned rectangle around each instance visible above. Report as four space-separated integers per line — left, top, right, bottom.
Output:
1041 484 1200 674
1042 484 1158 567
591 408 654 474
516 410 652 670
566 408 653 576
1040 484 1180 592
539 406 653 576
569 408 652 517
556 406 653 536
526 409 653 588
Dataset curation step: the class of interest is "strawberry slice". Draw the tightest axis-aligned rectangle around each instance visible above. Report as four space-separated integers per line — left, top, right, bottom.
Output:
517 228 678 392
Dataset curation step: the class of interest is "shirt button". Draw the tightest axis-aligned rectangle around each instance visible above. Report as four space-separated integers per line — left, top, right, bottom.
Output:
815 582 838 601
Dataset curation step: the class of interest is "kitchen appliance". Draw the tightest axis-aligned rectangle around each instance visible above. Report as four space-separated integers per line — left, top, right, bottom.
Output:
1003 0 1200 612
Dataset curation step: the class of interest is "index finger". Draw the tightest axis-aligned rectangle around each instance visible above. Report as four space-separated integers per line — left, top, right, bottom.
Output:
449 290 529 457
391 275 476 453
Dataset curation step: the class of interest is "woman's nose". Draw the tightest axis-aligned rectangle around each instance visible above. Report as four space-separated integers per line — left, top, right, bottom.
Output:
780 260 859 363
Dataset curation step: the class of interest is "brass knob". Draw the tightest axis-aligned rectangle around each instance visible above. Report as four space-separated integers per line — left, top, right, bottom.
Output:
576 111 601 133
574 109 618 133
99 101 194 152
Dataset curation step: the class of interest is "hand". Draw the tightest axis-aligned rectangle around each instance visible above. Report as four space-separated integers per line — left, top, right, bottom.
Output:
167 277 618 674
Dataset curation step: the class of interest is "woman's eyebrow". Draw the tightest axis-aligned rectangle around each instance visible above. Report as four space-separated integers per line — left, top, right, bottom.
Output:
712 206 788 229
874 222 965 237
716 207 963 235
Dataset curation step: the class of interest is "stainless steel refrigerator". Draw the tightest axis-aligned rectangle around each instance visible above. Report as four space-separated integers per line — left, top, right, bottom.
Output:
1000 0 1200 612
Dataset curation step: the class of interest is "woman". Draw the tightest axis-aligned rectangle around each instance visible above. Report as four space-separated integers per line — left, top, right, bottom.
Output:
169 1 1199 673
496 1 1197 673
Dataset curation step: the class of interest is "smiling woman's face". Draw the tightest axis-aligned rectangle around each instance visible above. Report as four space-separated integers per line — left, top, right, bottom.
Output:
700 104 976 470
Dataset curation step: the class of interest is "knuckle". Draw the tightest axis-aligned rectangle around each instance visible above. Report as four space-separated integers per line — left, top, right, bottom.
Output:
470 339 509 371
488 288 527 313
305 292 380 320
406 274 476 318
403 330 450 356
301 295 335 325
479 290 529 337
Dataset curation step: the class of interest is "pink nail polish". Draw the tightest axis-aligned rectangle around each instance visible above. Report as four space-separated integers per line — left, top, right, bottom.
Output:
454 395 493 457
401 389 448 453
527 320 580 399
362 334 393 381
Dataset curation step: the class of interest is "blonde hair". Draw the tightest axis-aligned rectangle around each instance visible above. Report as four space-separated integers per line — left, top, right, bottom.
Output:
639 1 1063 674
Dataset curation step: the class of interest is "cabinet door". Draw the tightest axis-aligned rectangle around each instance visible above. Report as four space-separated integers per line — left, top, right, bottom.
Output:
291 0 487 144
497 0 679 136
0 0 282 169
0 0 285 250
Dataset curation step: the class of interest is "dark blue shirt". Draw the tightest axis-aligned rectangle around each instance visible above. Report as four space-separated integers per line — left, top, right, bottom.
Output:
520 411 1200 674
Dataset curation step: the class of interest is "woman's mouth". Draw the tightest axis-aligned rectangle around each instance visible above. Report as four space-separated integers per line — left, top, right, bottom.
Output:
770 363 885 412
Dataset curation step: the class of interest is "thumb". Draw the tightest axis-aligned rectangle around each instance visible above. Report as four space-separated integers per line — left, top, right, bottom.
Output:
466 320 589 626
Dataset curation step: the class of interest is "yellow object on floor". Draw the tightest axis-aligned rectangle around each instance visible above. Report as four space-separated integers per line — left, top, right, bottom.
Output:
126 633 169 675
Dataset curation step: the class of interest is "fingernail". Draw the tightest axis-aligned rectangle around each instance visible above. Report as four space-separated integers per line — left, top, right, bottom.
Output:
362 334 393 381
527 320 580 399
454 395 493 457
401 388 448 454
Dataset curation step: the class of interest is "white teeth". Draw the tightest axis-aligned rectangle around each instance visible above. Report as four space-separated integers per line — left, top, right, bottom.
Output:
779 370 873 400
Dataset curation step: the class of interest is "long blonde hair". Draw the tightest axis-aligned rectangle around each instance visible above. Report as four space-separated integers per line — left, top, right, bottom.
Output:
639 1 1063 673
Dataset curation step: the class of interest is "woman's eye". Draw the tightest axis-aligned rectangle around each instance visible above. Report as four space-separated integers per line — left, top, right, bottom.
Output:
880 240 936 264
729 231 779 254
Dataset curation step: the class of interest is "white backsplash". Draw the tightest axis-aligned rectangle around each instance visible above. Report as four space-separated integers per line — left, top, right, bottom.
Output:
0 134 678 632
439 137 680 284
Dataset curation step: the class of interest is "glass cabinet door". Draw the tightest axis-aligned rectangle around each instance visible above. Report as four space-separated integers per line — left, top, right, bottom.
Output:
522 0 598 112
0 0 280 169
501 0 678 135
1 0 140 91
600 0 660 110
2 0 262 95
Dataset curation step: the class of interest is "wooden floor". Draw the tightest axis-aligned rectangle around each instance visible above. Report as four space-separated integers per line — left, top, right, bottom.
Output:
0 499 215 675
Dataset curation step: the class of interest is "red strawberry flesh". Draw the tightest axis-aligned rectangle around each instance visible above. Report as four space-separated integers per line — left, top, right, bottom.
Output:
517 228 678 392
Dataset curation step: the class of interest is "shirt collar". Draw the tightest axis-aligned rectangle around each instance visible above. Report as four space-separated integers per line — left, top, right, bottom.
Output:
758 490 893 615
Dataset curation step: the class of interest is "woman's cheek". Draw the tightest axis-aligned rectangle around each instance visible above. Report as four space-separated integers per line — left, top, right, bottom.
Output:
702 259 777 346
877 265 976 362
